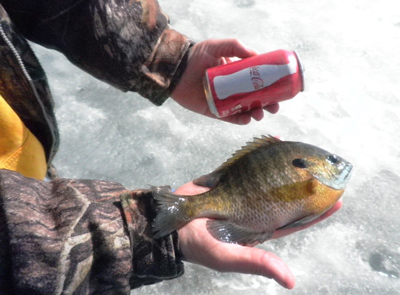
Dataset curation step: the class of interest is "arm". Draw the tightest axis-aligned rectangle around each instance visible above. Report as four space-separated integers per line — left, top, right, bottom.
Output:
1 1 279 124
0 170 183 294
1 0 192 105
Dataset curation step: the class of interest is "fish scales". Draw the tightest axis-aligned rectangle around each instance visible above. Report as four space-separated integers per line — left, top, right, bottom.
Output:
152 135 352 245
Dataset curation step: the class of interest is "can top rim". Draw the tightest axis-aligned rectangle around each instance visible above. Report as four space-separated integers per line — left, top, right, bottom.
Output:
203 72 221 118
293 50 305 92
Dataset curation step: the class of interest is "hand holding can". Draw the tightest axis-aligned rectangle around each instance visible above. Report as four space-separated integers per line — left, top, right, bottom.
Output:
203 50 305 118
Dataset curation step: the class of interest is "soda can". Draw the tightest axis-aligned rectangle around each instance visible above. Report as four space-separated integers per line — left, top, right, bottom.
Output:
203 49 305 118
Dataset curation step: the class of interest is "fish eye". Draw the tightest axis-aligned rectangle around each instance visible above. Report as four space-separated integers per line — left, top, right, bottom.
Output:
292 158 308 169
327 155 339 164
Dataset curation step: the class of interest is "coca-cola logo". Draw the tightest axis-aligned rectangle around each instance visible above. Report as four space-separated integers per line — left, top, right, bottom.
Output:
250 66 264 90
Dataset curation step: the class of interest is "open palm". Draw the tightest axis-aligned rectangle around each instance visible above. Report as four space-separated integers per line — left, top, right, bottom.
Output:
176 181 343 289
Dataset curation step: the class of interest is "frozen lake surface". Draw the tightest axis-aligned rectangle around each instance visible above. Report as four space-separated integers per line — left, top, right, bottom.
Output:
32 0 400 294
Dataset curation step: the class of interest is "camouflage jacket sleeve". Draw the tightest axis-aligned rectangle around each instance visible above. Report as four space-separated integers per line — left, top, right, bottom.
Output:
0 0 193 105
0 170 184 295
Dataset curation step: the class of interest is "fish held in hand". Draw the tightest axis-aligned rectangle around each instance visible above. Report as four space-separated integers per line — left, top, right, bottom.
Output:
152 136 352 245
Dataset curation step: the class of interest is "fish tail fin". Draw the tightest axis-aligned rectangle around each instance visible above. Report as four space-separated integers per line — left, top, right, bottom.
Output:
152 186 188 239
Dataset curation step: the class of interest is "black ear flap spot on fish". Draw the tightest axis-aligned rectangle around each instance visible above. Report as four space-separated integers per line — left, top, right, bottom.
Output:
292 158 308 169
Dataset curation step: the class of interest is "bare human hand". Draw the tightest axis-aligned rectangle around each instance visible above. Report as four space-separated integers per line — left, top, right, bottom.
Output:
171 39 279 125
176 181 342 289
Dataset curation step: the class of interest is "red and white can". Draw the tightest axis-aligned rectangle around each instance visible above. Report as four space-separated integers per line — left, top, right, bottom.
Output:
203 49 305 118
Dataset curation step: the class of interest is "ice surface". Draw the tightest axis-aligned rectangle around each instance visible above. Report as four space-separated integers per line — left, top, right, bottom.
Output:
31 0 400 294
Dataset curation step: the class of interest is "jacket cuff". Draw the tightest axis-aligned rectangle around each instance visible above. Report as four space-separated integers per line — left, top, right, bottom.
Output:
120 189 184 288
139 29 194 106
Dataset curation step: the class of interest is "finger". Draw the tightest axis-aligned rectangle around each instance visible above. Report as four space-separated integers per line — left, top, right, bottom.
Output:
215 244 296 289
207 39 258 59
219 111 261 125
306 199 343 224
322 199 343 218
264 103 280 114
219 113 252 125
219 57 237 65
216 103 279 125
225 57 234 63
219 57 228 65
273 200 343 239
219 108 263 125
250 108 265 121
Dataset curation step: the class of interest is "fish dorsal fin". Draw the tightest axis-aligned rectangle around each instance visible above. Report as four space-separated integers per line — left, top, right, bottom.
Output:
193 135 281 188
219 135 281 170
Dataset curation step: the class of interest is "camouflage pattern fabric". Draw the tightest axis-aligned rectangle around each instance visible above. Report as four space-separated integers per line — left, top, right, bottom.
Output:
0 1 191 292
0 0 192 170
0 0 192 105
0 170 184 294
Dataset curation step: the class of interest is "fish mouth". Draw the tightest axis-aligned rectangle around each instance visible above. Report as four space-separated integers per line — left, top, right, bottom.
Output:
330 162 353 190
343 163 353 182
312 162 353 190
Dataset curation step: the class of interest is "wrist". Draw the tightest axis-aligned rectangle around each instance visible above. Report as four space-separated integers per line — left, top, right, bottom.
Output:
120 189 184 286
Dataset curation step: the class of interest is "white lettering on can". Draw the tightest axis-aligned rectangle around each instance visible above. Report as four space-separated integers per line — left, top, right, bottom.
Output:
214 60 297 100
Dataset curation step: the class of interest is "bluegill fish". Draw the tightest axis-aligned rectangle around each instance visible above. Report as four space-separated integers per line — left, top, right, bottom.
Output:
152 136 352 244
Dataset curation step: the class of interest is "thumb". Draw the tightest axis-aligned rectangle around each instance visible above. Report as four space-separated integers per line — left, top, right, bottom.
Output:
206 39 258 59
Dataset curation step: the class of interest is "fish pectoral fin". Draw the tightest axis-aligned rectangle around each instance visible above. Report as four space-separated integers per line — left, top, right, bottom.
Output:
206 220 273 245
276 215 318 230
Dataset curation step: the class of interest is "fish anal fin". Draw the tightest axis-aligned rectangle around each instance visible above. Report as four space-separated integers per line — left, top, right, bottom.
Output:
206 220 273 245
